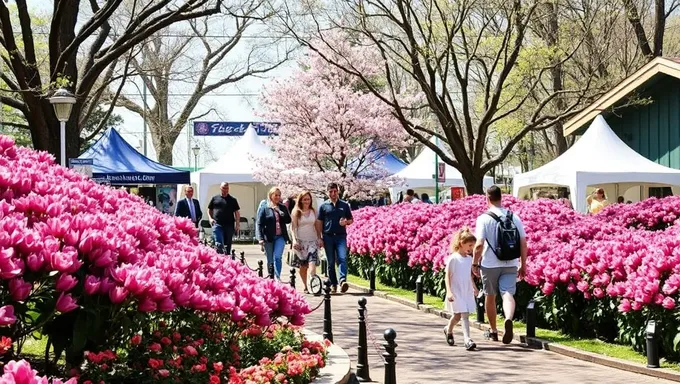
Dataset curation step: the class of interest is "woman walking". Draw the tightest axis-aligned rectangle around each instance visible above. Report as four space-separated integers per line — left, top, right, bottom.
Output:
291 191 323 293
257 187 291 280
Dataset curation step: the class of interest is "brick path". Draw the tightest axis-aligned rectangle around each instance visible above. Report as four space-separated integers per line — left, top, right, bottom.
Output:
235 244 674 384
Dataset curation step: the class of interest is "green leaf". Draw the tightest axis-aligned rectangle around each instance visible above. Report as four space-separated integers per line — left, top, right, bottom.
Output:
72 312 88 353
673 333 680 352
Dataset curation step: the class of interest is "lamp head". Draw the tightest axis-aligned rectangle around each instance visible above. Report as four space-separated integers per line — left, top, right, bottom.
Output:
191 145 201 157
49 88 76 122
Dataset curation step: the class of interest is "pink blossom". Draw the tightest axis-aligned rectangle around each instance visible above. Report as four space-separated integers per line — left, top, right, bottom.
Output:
55 293 78 313
8 278 31 301
0 306 16 326
55 274 78 292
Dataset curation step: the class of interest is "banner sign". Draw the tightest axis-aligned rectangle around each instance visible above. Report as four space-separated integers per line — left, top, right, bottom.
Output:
436 162 446 183
193 121 279 136
451 187 465 200
69 158 93 178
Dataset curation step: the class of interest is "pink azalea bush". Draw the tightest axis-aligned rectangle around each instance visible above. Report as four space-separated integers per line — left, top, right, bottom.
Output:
347 195 680 358
0 135 311 374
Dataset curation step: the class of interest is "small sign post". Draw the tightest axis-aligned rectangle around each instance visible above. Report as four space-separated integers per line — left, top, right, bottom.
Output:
69 158 93 178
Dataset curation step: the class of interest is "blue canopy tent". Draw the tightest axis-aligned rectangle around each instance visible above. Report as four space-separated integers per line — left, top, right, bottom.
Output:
348 146 408 178
380 152 408 174
79 128 190 185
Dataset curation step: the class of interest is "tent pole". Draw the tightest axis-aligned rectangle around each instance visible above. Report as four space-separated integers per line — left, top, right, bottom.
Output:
142 81 148 156
434 136 439 203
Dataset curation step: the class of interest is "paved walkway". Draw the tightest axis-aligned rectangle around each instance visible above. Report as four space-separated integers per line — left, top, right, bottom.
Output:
235 244 674 384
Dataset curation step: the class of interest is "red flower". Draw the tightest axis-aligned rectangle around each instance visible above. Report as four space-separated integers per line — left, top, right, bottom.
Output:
0 336 12 355
148 343 162 353
213 362 224 374
130 335 142 346
148 358 164 370
172 332 181 342
160 337 172 346
191 363 207 372
183 345 198 356
209 374 221 384
158 369 170 377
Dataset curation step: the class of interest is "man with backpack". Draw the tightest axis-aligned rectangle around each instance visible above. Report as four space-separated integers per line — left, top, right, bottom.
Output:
472 185 527 344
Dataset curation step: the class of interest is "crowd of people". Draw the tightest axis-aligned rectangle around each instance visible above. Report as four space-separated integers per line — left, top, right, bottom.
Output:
176 181 650 348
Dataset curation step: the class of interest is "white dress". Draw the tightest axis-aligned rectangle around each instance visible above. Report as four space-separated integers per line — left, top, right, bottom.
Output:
294 210 319 263
444 252 477 314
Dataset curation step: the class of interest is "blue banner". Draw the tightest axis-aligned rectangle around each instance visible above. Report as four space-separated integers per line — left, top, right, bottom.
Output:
193 121 279 136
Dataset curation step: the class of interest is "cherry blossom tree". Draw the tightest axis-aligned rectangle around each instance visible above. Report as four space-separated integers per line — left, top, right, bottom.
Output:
253 43 411 199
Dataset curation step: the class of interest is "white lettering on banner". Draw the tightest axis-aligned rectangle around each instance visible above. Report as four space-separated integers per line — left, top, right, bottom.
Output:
210 123 248 135
104 175 157 183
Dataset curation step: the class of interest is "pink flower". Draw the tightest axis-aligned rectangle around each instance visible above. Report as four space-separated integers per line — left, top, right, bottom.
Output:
0 306 16 326
84 275 101 295
109 287 129 304
55 293 78 313
55 274 78 292
9 278 32 301
662 297 676 309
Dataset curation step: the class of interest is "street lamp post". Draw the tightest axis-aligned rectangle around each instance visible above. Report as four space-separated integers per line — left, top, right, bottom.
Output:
192 145 201 172
49 88 77 167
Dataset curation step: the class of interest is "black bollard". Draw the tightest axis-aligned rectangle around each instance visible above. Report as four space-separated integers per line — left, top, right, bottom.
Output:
231 249 236 261
216 243 224 255
382 328 398 384
356 298 371 382
257 260 264 278
475 292 485 324
646 320 660 368
289 268 296 289
323 280 333 342
268 264 275 280
240 251 246 265
369 265 376 292
415 275 423 305
526 300 536 338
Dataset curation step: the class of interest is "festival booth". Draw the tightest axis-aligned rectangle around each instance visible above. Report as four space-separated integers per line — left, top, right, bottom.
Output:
389 137 494 202
79 128 190 215
512 115 680 212
191 125 274 235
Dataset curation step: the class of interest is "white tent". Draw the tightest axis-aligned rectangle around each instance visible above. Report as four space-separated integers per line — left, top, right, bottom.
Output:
513 115 680 212
191 125 274 228
390 137 494 201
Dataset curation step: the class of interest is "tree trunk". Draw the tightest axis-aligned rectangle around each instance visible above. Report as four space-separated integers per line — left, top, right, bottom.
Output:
155 136 174 165
543 2 569 156
460 166 487 195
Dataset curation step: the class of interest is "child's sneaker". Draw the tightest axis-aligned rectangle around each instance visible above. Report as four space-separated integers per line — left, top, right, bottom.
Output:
484 329 498 341
464 339 476 350
443 327 455 346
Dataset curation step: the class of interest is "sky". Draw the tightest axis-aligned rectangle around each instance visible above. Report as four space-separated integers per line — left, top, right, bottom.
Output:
25 0 298 167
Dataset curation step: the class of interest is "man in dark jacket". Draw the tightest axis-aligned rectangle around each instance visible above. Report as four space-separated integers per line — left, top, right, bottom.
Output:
174 186 202 227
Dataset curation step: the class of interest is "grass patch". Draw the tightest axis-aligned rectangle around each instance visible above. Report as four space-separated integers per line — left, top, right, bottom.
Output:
348 273 680 372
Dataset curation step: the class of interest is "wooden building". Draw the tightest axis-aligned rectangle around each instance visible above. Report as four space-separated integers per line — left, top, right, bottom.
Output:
563 57 680 200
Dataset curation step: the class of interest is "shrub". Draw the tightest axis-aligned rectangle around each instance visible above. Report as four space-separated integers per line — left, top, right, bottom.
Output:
0 135 309 373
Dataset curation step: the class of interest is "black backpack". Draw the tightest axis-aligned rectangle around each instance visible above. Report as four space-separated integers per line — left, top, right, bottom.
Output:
484 210 521 261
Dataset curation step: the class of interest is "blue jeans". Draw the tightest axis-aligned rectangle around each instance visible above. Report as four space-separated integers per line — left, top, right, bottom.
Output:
323 234 348 287
212 223 235 255
264 236 286 279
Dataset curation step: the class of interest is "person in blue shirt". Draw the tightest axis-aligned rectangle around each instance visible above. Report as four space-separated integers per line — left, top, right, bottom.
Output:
316 183 354 294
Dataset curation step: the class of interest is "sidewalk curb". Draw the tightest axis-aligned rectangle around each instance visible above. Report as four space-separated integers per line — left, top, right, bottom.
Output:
304 329 352 384
346 282 680 383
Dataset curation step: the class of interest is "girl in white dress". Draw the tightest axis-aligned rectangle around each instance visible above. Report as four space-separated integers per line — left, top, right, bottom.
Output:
291 191 323 294
443 226 478 350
